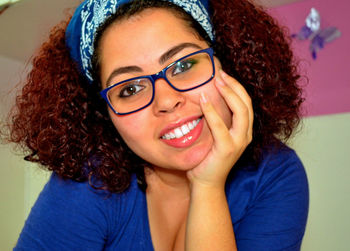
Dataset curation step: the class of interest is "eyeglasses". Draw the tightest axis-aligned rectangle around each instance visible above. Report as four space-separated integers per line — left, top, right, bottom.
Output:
100 47 215 115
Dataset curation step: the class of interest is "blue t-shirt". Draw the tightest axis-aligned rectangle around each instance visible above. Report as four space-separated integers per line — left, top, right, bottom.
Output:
14 145 309 250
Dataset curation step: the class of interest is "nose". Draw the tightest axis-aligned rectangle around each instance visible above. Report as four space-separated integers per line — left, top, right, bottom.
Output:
152 78 185 115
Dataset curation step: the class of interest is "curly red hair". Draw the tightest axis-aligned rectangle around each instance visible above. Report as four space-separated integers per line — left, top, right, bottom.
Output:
211 0 303 164
3 0 303 193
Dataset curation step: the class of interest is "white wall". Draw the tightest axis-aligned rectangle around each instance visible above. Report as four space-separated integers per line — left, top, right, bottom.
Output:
0 56 27 249
292 113 350 251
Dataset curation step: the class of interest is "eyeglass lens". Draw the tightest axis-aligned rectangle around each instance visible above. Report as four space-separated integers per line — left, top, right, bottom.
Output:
107 51 213 114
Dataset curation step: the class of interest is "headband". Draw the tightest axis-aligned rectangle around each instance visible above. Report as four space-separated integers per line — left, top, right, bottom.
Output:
66 0 214 83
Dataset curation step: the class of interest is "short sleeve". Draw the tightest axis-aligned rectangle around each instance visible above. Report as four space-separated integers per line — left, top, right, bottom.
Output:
14 173 114 251
229 147 309 251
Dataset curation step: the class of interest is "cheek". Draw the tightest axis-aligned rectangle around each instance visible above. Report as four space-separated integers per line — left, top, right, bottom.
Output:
109 109 147 146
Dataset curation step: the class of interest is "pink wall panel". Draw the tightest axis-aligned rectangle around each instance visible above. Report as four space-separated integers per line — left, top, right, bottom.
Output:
268 0 350 117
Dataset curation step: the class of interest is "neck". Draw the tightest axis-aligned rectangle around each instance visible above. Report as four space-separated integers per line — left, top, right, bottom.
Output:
145 166 191 196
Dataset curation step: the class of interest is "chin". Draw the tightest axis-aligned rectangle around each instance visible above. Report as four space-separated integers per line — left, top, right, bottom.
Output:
145 144 210 173
173 142 212 170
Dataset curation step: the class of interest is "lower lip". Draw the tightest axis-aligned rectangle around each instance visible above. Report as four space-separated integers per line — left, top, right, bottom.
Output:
160 118 204 148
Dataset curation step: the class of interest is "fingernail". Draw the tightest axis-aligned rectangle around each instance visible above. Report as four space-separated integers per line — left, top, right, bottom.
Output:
200 92 208 103
215 77 225 87
220 69 228 78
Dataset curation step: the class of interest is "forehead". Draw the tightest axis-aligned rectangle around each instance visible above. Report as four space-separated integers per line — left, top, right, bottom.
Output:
98 8 208 83
100 8 202 50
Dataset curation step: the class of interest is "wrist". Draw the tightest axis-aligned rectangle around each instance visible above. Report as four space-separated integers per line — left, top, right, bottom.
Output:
190 180 226 198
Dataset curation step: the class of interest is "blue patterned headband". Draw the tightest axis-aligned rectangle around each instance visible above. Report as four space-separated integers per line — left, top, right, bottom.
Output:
66 0 214 83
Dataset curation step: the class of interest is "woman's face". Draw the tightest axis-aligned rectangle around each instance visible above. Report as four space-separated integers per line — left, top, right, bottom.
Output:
98 8 232 171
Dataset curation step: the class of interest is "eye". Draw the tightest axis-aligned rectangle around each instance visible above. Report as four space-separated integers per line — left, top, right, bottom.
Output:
119 82 146 98
171 59 197 76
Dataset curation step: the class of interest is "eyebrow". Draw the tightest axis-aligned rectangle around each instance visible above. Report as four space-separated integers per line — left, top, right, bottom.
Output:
106 66 143 87
105 42 202 87
158 42 202 65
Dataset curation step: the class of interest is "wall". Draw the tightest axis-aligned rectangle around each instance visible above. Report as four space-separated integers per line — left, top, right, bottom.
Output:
269 0 350 250
0 56 27 249
0 55 51 249
290 113 350 251
269 0 350 117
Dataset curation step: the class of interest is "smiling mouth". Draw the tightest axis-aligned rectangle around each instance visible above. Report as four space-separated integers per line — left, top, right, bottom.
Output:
161 117 202 140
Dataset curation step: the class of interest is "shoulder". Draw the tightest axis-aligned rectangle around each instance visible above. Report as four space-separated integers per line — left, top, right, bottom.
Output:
227 143 308 199
15 173 142 250
35 173 115 215
226 143 309 250
255 143 308 200
227 143 309 208
34 172 143 225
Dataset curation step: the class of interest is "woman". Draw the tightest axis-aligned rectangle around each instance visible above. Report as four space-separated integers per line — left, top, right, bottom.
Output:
8 0 308 250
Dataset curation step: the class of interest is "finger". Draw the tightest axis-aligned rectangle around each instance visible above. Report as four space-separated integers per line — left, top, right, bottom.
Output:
220 70 253 139
214 77 250 141
220 70 252 112
199 92 232 149
217 71 254 142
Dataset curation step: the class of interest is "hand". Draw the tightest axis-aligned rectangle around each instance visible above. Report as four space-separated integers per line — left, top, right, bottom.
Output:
187 70 254 189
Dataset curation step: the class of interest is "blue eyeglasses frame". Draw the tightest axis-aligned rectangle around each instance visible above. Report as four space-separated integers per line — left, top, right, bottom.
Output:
100 47 215 115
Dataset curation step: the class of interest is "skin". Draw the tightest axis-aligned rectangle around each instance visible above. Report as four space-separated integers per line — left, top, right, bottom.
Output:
98 8 253 251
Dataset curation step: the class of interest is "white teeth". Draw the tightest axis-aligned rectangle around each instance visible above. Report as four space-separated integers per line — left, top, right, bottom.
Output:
181 124 190 135
161 118 201 140
174 128 183 138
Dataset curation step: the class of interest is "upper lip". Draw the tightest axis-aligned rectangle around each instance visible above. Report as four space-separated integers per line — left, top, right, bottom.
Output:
159 115 202 138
